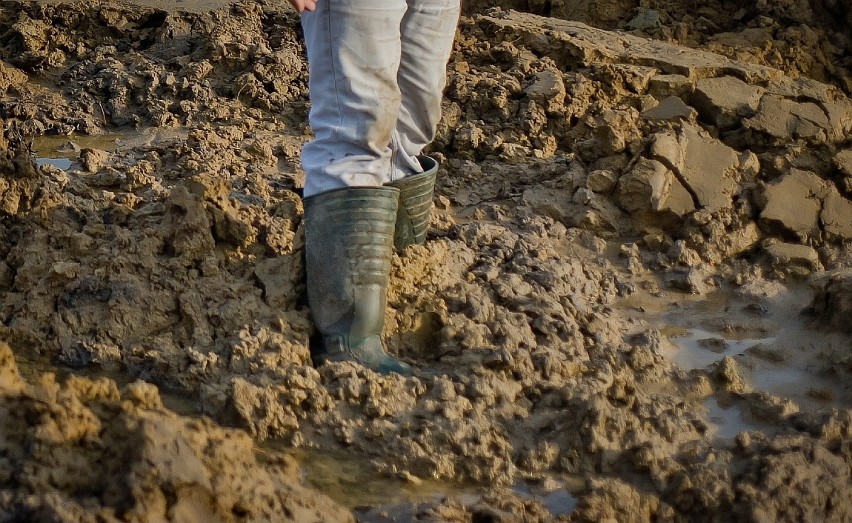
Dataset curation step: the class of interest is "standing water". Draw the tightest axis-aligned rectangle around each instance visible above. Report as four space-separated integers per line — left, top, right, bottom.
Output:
619 280 849 440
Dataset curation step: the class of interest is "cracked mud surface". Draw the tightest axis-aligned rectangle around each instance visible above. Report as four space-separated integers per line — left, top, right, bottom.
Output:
0 0 850 521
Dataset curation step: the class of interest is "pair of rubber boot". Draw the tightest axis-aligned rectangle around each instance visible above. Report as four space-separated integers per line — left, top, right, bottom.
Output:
303 156 438 375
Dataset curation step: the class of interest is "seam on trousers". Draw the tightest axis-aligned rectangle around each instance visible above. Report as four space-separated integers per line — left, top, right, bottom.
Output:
390 130 399 182
325 0 343 150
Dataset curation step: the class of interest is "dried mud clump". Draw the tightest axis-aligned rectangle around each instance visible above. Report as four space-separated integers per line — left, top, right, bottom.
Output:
806 269 852 334
0 342 353 522
465 0 852 94
0 1 307 132
573 411 852 522
0 130 40 216
455 10 852 282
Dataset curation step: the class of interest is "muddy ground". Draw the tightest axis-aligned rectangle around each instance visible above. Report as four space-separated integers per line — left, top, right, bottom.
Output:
0 0 850 521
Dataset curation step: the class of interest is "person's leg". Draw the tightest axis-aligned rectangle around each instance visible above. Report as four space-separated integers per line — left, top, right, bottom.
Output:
390 0 460 181
300 1 413 375
385 0 459 250
301 0 407 197
303 185 411 375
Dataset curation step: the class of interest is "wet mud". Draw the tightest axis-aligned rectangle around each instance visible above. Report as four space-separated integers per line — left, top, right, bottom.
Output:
1 0 851 521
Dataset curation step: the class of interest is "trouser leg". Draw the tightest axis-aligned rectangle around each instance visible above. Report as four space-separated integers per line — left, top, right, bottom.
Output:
300 0 407 197
390 0 461 181
300 1 415 375
385 0 460 249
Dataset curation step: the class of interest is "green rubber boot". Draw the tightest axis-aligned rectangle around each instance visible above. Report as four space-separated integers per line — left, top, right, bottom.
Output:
303 186 413 376
387 155 438 250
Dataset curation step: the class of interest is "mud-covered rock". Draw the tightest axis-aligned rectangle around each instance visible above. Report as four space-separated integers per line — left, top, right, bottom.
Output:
836 149 852 177
753 168 852 244
762 242 823 278
661 124 739 213
617 157 676 214
641 95 695 121
745 94 842 143
756 170 829 242
821 188 852 241
690 76 764 128
0 135 41 215
480 10 780 83
619 123 742 224
0 60 27 93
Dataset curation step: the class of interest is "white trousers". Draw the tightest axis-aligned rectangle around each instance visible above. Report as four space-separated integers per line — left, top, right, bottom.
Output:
300 0 460 197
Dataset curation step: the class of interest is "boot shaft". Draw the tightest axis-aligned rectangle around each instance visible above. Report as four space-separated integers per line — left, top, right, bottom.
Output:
303 187 412 375
388 155 438 250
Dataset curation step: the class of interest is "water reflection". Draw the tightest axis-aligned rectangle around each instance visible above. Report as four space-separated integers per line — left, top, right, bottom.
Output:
31 133 124 171
36 157 73 170
663 327 776 371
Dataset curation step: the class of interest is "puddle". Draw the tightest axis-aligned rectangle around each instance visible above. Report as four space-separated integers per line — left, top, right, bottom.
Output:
31 130 193 172
663 327 776 372
278 446 475 510
617 279 851 439
749 360 840 411
35 157 73 170
666 287 846 411
31 133 124 171
542 488 578 516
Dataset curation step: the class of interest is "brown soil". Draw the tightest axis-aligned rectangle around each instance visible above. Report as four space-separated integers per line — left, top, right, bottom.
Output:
0 0 850 521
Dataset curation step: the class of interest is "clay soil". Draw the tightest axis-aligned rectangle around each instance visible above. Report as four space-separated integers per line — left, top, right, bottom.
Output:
0 0 851 521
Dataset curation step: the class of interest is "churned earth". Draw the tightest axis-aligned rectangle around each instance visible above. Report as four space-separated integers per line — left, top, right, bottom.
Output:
0 0 850 521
